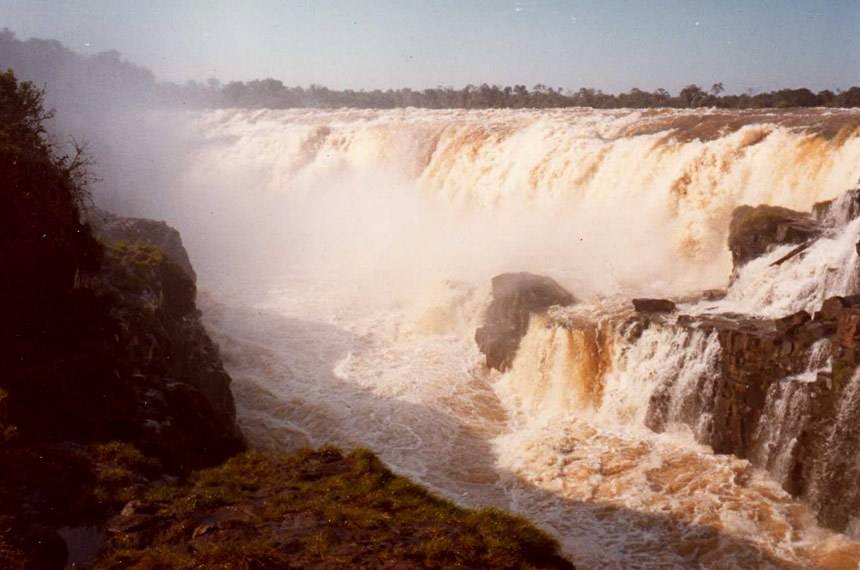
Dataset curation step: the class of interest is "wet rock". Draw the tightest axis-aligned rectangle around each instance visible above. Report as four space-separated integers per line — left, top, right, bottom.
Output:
632 298 676 313
657 290 860 535
816 296 850 321
653 310 818 457
728 204 822 272
812 189 860 225
774 310 811 334
475 273 574 371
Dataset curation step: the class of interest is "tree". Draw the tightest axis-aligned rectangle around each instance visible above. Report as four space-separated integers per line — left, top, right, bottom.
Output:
679 84 706 107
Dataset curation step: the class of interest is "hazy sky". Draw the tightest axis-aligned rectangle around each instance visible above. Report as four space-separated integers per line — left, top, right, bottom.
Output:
4 0 859 93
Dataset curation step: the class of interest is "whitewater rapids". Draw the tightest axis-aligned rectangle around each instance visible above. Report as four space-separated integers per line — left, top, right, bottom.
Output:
101 107 860 568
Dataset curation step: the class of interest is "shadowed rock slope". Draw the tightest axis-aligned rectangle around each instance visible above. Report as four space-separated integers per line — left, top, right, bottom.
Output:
0 69 243 567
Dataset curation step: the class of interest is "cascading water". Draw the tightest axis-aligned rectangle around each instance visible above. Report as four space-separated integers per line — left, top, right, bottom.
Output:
751 340 833 488
98 107 860 568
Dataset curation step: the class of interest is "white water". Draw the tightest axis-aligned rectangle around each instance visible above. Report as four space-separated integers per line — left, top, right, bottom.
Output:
751 340 832 488
100 107 860 568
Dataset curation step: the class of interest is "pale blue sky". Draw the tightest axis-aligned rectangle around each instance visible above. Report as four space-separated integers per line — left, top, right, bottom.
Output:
3 0 859 93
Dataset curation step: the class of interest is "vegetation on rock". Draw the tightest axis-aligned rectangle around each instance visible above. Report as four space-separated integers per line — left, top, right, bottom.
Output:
0 68 242 566
98 447 572 569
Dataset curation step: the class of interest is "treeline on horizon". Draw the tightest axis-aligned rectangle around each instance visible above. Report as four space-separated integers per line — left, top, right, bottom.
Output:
3 29 860 111
195 79 860 109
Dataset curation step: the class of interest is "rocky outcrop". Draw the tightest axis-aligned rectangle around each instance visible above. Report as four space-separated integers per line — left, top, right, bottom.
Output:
630 189 860 535
632 298 676 313
475 273 574 371
634 294 860 533
89 208 196 282
0 209 244 566
0 70 249 567
728 204 822 272
89 221 243 471
813 188 860 225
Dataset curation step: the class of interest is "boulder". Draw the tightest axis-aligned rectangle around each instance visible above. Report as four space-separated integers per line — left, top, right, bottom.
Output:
728 204 822 271
475 273 574 371
632 298 676 313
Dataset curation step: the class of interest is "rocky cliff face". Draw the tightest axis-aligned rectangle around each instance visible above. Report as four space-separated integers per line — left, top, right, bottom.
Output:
0 206 245 566
0 71 242 567
89 211 243 471
477 189 860 536
628 190 860 534
633 295 860 533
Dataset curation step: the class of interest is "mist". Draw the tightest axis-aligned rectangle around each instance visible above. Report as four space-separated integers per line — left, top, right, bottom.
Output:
7 15 860 568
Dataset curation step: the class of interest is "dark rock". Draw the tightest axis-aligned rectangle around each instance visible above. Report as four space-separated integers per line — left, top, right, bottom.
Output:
632 298 676 313
819 296 848 320
475 273 574 371
0 80 246 569
728 204 822 272
647 290 860 535
774 310 811 334
89 208 197 282
645 309 817 456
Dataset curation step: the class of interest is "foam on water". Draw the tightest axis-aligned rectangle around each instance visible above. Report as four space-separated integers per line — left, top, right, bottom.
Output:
101 107 860 567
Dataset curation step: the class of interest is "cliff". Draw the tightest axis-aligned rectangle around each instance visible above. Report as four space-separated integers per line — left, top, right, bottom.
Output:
645 191 860 533
0 70 243 566
0 71 570 569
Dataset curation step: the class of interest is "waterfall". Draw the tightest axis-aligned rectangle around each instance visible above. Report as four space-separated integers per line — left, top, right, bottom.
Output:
100 106 860 567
